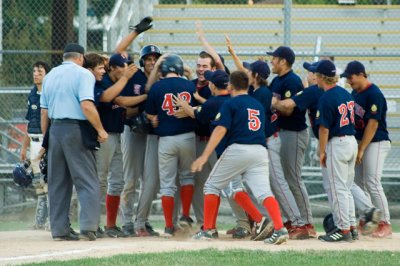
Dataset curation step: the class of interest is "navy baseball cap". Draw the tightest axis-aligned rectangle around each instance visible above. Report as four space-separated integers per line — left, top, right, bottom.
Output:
266 46 295 65
243 60 270 79
109 53 132 67
308 60 336 77
340 61 366 78
204 70 229 89
64 43 84 55
303 61 319 72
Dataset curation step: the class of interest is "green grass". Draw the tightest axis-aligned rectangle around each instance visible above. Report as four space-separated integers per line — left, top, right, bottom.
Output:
23 249 400 266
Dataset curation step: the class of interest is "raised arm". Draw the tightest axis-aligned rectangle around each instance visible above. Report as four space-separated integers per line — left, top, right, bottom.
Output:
225 34 246 72
115 17 153 53
196 20 224 70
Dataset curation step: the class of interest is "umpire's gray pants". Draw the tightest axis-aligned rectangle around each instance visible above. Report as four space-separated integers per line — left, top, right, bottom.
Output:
96 133 124 196
120 126 147 228
48 121 100 237
280 129 313 225
134 134 160 229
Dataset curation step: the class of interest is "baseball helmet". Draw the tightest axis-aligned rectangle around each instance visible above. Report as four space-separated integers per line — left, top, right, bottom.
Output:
139 45 162 67
160 54 184 77
323 213 338 234
12 160 33 188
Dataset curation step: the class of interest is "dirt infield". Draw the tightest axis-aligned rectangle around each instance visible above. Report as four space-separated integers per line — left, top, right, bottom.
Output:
0 230 399 265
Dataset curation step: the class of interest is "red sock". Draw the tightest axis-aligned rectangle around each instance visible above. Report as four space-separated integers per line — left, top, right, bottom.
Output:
233 191 263 223
106 194 120 228
263 197 283 230
161 196 174 228
180 185 194 217
212 196 221 228
204 194 219 230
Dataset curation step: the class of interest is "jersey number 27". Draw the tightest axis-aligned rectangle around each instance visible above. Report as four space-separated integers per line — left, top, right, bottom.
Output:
162 92 191 116
338 101 355 127
248 108 261 131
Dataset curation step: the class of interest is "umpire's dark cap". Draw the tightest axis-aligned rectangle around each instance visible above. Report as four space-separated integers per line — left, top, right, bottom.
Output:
309 60 336 77
204 70 229 89
109 53 132 67
303 61 319 72
243 60 270 79
340 61 366 78
64 43 85 55
266 46 295 65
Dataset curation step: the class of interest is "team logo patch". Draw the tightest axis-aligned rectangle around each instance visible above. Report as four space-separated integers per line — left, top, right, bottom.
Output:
295 91 303 96
215 113 221 121
285 90 291 98
316 110 320 118
31 104 38 110
197 106 202 113
371 104 378 113
134 84 141 95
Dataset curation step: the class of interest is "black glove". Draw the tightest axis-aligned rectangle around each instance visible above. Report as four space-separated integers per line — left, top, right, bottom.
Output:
129 16 153 34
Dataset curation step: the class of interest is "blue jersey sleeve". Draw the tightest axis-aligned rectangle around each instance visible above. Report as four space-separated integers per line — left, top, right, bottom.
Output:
212 101 232 130
195 101 212 125
292 87 317 112
317 96 334 129
94 84 105 106
365 92 385 121
145 84 158 115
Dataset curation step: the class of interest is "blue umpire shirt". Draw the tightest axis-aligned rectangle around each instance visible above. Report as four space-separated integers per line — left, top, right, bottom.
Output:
41 61 95 119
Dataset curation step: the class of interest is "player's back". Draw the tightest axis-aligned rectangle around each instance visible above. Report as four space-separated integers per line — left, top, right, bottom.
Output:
146 77 196 136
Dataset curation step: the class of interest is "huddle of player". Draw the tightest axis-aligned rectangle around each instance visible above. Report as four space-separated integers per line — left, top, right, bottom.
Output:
33 17 391 243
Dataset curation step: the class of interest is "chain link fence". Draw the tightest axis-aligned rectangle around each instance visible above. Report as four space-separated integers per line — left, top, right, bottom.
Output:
1 0 399 225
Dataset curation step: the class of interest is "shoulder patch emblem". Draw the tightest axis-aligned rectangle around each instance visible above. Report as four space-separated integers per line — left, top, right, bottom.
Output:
316 110 320 118
215 113 221 121
285 90 291 98
31 104 38 110
371 104 378 113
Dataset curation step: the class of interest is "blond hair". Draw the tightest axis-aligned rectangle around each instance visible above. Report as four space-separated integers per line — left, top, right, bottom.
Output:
316 73 338 85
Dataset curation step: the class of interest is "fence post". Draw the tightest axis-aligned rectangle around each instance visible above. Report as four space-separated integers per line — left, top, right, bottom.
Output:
283 0 292 47
78 0 87 50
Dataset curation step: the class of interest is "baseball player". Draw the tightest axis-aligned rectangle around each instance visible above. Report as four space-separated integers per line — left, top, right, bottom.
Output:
341 61 392 238
114 17 163 237
20 61 50 230
267 46 315 238
145 54 197 237
191 70 288 245
312 60 358 242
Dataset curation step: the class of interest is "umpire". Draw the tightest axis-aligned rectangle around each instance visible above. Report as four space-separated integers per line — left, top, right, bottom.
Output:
40 43 108 241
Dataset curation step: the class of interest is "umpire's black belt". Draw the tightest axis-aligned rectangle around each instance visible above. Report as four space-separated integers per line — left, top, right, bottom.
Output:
51 118 81 124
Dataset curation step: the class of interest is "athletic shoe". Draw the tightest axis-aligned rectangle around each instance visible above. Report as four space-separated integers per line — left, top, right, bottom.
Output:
179 215 194 228
252 218 273 241
53 233 80 241
284 221 293 231
289 226 309 240
96 226 105 238
305 224 317 238
318 228 352 242
192 229 218 240
70 227 79 236
200 225 219 238
80 230 97 241
232 226 251 239
372 222 392 238
264 227 289 245
32 223 45 230
122 225 136 237
136 228 152 237
145 222 160 237
226 227 237 235
350 226 359 240
163 227 176 238
364 208 382 224
104 226 127 238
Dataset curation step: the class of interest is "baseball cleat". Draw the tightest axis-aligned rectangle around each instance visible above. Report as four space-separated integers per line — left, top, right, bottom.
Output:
145 222 160 237
264 227 289 245
289 225 309 240
80 230 97 241
252 218 273 241
365 207 382 224
53 233 80 241
232 226 251 239
305 224 317 238
179 215 194 228
122 225 136 237
96 226 105 238
192 229 218 240
372 222 392 238
162 227 176 238
104 226 128 238
318 228 352 243
350 227 359 240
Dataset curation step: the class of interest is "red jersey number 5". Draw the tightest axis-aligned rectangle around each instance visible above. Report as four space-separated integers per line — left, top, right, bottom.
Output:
248 108 261 131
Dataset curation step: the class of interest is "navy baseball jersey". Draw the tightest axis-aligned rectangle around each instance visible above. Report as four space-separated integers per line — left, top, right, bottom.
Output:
146 77 196 136
121 69 147 110
351 83 390 142
213 94 266 148
94 73 126 133
270 70 307 132
25 86 42 134
316 86 355 139
195 94 231 157
249 85 273 138
292 84 324 139
192 79 212 100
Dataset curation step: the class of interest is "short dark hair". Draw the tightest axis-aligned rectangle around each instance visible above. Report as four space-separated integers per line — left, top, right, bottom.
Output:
33 61 50 74
198 51 216 68
84 53 105 69
252 72 268 87
229 70 249 91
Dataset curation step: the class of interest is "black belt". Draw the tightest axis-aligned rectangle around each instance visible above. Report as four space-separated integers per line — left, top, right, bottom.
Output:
52 119 81 124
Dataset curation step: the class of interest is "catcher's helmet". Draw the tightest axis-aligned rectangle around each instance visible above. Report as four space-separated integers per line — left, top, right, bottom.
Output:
323 213 338 234
160 54 184 77
13 160 33 188
139 45 162 67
